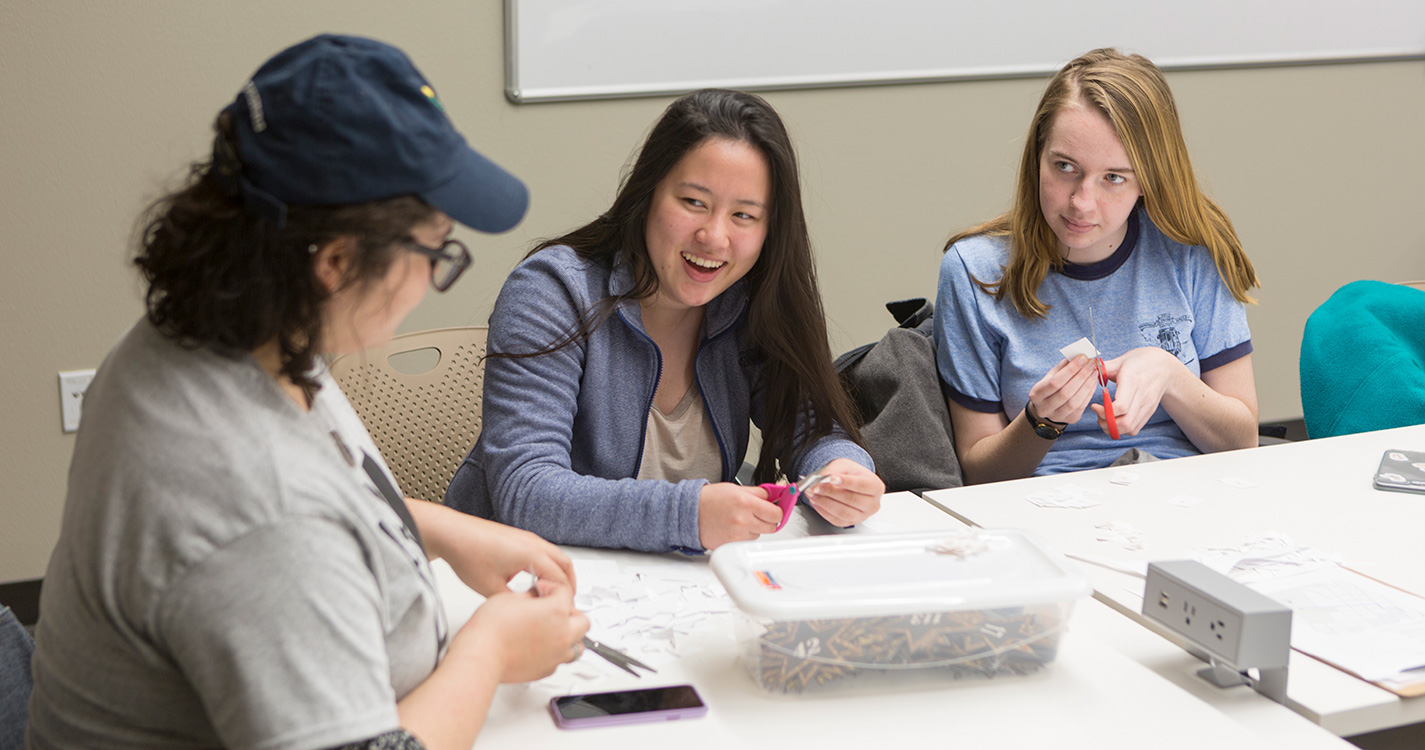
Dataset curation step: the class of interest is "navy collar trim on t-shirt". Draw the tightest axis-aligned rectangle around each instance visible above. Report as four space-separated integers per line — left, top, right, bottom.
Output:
1058 207 1140 281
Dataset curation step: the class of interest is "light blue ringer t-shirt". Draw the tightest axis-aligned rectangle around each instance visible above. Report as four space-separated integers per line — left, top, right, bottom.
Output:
934 205 1252 475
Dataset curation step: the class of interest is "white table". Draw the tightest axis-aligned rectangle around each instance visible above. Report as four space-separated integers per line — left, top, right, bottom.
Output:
438 492 1351 748
923 424 1425 737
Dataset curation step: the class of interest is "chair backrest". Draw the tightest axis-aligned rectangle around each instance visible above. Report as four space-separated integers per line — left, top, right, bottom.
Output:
329 327 488 503
0 605 34 750
835 298 962 494
1300 280 1425 439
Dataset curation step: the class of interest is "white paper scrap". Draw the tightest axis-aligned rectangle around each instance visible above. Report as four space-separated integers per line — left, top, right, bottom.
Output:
1095 520 1144 550
928 530 990 557
1218 476 1259 489
1165 494 1203 508
1025 490 1102 509
1191 532 1343 583
1109 471 1138 486
1060 336 1100 361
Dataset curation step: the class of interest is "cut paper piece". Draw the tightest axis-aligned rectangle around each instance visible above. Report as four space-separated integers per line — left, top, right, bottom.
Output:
1165 494 1203 508
1190 532 1343 584
927 530 990 558
1109 471 1138 486
1059 336 1100 361
1025 489 1101 509
505 568 535 594
1026 482 1105 509
1218 476 1259 489
1095 520 1144 550
573 559 621 596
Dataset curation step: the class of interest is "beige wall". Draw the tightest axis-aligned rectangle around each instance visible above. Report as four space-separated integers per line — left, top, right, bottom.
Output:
3 1 1423 582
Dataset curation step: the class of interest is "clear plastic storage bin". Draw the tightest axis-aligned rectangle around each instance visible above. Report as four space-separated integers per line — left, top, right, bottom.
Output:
710 529 1090 695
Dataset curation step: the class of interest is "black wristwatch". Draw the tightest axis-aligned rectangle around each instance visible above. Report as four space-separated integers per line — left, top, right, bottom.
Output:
1025 398 1067 440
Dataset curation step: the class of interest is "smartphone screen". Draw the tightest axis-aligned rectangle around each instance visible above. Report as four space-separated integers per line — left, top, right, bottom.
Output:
1373 449 1425 494
549 685 706 729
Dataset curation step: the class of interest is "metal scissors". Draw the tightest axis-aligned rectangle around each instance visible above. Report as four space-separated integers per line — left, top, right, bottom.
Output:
759 472 831 532
580 635 657 678
524 568 657 677
1089 307 1120 440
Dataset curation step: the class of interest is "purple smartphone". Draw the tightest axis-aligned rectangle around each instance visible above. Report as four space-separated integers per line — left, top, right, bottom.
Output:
549 685 707 729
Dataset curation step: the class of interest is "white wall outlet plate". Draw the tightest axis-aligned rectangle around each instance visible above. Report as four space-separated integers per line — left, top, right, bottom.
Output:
58 369 96 433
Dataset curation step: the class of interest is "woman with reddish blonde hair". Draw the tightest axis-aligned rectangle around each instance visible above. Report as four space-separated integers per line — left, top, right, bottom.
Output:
936 48 1260 483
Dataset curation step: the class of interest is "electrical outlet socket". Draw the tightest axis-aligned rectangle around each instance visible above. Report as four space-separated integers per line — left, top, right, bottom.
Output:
58 369 96 433
1142 560 1291 671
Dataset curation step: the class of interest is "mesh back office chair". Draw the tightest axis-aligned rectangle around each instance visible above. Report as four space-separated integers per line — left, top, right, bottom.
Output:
0 605 34 749
329 327 488 503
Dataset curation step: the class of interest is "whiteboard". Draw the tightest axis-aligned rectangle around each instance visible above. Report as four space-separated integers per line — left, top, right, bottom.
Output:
504 0 1425 103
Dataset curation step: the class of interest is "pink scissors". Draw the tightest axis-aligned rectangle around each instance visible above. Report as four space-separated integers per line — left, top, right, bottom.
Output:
759 473 831 531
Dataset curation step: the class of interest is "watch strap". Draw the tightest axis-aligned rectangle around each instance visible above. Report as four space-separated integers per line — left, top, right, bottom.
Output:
1025 399 1067 440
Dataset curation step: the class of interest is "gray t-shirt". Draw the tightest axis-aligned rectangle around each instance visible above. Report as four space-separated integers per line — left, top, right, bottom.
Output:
27 320 448 750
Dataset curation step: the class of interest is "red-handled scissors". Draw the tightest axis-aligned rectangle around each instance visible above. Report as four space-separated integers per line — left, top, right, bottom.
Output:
759 473 830 532
1090 308 1120 440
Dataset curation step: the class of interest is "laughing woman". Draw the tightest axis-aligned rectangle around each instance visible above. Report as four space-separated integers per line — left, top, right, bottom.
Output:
446 89 884 552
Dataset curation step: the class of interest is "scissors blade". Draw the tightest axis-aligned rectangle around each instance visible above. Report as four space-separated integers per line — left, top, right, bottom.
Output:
1087 307 1120 439
590 637 656 672
584 638 640 677
795 472 830 495
1089 306 1108 386
1089 306 1100 358
584 636 656 676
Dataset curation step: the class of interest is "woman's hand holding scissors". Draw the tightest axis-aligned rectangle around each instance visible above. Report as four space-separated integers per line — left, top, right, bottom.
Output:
450 577 589 684
1091 346 1186 436
697 483 779 550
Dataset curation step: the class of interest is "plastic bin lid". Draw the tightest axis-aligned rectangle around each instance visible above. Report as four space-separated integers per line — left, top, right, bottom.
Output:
710 528 1090 620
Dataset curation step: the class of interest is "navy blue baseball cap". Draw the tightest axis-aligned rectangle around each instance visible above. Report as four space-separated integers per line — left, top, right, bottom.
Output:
219 34 528 233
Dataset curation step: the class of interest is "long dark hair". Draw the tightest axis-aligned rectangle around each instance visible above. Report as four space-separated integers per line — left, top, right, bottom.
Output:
522 88 864 482
135 112 437 395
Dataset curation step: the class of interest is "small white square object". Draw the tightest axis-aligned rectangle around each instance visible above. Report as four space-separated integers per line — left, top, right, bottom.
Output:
1165 494 1203 508
1109 471 1138 486
1218 476 1258 489
1059 337 1099 361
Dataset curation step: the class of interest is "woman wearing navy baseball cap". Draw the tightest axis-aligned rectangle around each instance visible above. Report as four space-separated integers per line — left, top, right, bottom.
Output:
27 35 588 750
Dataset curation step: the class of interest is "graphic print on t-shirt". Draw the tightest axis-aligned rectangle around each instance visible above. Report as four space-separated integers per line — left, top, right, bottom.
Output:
1138 313 1194 364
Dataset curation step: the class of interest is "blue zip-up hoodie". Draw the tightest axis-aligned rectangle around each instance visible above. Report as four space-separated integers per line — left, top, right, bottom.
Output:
445 246 873 552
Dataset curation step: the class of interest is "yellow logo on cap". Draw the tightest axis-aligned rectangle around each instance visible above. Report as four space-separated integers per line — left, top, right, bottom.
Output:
421 84 444 112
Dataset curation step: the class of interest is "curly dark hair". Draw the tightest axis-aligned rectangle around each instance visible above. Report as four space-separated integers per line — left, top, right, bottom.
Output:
134 113 437 396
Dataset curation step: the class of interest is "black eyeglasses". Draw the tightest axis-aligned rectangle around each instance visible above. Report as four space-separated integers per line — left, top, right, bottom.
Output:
402 238 472 292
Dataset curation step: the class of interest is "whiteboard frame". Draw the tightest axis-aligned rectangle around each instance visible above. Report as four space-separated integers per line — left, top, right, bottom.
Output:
504 0 1425 104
